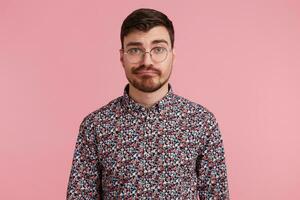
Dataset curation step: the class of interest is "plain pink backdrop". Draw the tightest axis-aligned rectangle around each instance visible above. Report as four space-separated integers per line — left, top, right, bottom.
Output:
1 0 299 199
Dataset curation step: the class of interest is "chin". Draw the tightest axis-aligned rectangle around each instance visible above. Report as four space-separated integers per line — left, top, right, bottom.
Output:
136 79 169 93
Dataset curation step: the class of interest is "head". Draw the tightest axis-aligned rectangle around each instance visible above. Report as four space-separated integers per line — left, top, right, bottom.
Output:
120 8 175 93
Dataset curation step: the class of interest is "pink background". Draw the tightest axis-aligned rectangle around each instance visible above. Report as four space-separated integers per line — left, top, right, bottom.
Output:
1 0 299 199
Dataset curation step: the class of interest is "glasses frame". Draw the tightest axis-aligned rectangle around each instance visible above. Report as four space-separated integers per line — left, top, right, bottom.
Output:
121 46 172 64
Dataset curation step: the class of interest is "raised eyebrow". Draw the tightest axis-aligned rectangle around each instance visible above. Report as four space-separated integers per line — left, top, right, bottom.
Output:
126 40 169 48
125 42 143 48
151 39 169 46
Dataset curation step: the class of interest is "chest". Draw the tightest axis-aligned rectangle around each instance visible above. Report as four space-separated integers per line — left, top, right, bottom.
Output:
97 114 202 178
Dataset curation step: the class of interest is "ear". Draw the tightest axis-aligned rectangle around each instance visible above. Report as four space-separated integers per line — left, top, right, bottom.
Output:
172 48 176 63
119 49 124 64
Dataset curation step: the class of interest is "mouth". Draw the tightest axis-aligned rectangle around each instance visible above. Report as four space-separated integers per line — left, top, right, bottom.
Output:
135 70 158 76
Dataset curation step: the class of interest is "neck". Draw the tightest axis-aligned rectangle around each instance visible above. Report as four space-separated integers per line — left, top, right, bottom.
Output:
128 83 169 108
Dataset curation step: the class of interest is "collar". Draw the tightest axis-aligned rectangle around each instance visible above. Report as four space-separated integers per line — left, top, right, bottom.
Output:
121 83 174 114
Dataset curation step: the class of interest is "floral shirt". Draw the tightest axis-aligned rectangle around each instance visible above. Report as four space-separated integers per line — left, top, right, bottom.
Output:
67 83 229 199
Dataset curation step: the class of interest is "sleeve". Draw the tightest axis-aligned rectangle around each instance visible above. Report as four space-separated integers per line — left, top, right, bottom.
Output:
196 112 230 200
66 115 102 200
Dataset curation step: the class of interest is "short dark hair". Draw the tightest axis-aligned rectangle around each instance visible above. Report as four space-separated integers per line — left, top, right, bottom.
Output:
120 8 174 49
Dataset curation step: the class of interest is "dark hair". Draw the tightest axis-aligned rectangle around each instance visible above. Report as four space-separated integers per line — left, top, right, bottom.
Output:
120 8 174 49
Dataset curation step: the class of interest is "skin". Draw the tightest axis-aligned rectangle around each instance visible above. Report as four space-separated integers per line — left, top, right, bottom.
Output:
120 26 175 108
121 26 201 200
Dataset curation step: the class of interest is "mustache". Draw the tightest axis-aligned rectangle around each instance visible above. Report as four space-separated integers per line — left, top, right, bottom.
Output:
132 65 161 75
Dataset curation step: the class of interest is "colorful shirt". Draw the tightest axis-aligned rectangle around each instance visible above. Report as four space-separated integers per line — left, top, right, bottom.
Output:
67 83 229 199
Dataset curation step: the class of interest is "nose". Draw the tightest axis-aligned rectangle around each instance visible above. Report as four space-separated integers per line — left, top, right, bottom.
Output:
142 52 153 66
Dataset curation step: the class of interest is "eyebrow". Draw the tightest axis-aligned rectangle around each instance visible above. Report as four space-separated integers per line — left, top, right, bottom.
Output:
125 39 169 48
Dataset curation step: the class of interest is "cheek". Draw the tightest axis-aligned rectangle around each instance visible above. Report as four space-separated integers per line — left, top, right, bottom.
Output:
123 63 136 75
162 58 173 73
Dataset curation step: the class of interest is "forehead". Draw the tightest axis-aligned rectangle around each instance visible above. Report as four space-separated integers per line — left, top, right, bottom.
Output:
123 26 171 47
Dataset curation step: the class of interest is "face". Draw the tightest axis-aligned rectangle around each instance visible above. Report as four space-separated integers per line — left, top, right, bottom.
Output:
120 26 175 93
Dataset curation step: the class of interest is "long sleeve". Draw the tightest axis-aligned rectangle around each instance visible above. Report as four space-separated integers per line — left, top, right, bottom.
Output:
66 115 102 200
196 112 229 200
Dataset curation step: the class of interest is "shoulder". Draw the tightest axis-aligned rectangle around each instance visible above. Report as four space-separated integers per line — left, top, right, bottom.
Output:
79 96 123 127
172 93 218 128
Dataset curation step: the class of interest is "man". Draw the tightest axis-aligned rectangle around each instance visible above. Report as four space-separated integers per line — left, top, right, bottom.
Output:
67 8 229 199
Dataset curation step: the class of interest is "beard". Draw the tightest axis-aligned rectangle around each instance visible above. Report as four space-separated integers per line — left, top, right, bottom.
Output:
126 64 172 93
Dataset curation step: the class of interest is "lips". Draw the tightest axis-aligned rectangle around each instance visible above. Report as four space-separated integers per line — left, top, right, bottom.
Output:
135 70 158 75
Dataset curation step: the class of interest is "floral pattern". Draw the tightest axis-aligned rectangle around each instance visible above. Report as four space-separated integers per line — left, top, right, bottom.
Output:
67 83 229 199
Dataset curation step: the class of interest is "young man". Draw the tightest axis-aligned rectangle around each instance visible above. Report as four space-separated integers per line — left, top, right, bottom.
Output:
67 8 229 199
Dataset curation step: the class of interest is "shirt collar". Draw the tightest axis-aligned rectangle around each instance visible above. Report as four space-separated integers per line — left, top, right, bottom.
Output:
121 83 174 113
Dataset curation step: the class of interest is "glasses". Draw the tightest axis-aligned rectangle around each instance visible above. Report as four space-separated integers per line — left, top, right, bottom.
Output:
122 46 170 64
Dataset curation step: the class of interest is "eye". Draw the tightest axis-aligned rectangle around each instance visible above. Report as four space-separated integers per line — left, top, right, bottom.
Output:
152 47 166 54
127 48 142 55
